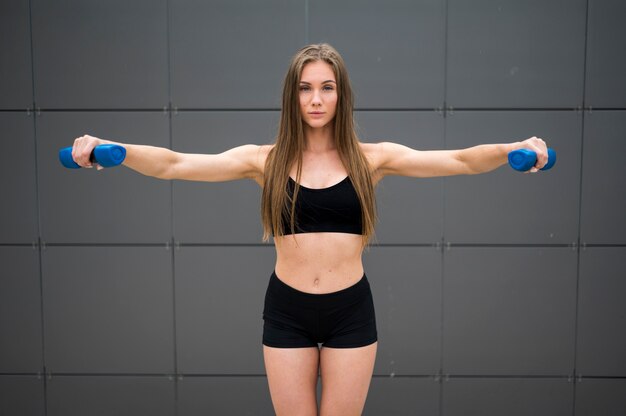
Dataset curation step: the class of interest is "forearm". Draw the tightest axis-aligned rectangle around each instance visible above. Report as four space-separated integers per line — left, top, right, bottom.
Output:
458 142 520 174
99 139 178 179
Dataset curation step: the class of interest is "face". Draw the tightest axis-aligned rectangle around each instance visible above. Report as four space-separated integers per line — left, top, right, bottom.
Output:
299 60 338 130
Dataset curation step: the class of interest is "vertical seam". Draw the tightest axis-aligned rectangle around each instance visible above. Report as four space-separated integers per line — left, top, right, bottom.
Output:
165 0 179 414
28 0 49 413
440 0 450 414
304 0 309 44
573 0 591 412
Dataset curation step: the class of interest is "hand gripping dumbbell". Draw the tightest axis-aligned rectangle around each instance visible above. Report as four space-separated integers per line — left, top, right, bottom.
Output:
508 148 556 172
59 144 126 169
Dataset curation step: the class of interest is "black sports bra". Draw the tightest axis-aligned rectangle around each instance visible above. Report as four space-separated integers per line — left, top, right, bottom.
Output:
281 176 363 235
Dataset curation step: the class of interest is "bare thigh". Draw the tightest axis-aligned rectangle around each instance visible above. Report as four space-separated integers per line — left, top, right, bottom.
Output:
319 342 377 416
263 346 320 416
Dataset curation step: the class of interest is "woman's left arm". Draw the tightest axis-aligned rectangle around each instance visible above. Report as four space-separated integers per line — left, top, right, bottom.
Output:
372 136 548 178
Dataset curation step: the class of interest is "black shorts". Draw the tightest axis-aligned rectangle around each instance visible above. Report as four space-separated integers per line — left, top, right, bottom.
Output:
262 271 378 348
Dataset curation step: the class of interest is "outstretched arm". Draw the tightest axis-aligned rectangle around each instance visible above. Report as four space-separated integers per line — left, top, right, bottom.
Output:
371 136 548 178
71 134 269 183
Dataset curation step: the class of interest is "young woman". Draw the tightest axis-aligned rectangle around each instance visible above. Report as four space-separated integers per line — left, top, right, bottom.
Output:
70 44 548 416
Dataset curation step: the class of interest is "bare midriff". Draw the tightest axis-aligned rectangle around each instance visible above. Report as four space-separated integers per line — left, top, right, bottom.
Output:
274 232 364 294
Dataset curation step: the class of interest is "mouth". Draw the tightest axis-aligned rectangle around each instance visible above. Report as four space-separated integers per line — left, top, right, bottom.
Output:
309 111 325 115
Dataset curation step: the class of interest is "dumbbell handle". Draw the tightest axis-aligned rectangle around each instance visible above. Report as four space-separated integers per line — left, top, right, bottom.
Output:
508 148 556 172
59 144 126 169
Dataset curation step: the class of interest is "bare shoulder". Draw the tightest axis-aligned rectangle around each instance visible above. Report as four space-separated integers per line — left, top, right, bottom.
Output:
252 143 274 166
358 142 387 183
360 141 394 171
358 142 385 168
359 141 435 179
250 143 274 185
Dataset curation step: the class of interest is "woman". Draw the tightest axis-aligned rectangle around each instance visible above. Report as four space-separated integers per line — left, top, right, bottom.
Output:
70 44 548 416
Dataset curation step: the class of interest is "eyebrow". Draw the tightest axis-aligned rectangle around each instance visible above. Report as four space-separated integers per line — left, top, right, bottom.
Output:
299 80 336 85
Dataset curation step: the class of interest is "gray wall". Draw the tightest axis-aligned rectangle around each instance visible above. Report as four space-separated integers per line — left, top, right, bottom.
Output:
1 0 625 415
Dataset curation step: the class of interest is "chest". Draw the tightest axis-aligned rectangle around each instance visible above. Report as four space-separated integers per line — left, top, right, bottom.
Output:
290 152 347 189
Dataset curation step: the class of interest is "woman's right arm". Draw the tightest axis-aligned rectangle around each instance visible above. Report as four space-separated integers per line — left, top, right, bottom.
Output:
71 134 270 183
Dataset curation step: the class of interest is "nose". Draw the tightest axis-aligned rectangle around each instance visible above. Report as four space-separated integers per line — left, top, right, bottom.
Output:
311 89 322 106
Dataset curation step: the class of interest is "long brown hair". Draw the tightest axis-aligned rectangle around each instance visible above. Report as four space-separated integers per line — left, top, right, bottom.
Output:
261 44 376 245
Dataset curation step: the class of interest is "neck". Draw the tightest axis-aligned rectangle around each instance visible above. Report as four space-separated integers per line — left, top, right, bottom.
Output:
303 123 335 153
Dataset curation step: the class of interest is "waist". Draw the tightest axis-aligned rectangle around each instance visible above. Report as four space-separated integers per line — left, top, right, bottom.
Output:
274 233 363 292
267 271 371 307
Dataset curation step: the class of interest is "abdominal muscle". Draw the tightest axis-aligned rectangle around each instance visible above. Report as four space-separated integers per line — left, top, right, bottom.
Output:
274 232 365 294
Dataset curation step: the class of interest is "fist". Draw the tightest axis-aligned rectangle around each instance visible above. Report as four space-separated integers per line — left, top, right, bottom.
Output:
72 134 103 169
519 136 548 173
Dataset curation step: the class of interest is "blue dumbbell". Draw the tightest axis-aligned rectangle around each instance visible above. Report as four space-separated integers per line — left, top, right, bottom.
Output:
59 144 126 169
508 148 556 172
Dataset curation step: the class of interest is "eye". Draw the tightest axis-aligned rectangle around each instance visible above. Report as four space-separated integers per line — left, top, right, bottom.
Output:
323 85 335 91
299 85 311 92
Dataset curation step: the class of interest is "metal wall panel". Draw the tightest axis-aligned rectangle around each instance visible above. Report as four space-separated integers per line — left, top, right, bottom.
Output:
42 247 174 374
310 0 446 109
1 1 623 414
577 248 626 376
172 111 278 243
0 247 42 373
37 112 171 243
0 113 38 243
0 0 33 109
365 377 439 415
0 376 45 416
178 377 273 416
175 246 275 374
355 111 444 244
575 379 626 416
442 378 573 416
46 376 175 416
447 0 586 108
584 0 626 108
580 111 626 244
443 248 577 375
445 111 581 244
169 0 305 109
363 247 442 376
31 0 168 109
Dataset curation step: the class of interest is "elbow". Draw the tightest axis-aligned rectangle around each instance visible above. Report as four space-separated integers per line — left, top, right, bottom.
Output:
155 155 179 180
156 163 176 180
455 151 480 175
464 163 483 175
154 170 171 180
